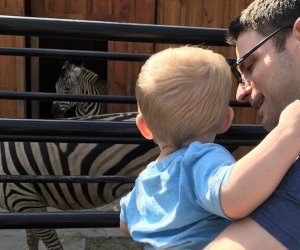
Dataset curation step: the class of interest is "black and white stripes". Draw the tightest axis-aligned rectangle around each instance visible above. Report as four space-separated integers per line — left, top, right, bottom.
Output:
2 62 158 249
51 61 108 118
0 113 159 249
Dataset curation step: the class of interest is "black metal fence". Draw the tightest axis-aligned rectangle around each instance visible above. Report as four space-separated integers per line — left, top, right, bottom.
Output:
0 15 265 229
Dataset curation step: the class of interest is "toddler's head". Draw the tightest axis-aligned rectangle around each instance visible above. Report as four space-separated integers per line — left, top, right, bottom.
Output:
136 46 232 147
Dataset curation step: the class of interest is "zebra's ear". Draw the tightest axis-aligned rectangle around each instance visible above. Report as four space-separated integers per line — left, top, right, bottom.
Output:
136 113 153 140
63 60 69 68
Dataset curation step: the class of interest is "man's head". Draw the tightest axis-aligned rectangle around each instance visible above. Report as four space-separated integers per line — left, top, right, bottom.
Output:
135 46 232 148
227 0 300 131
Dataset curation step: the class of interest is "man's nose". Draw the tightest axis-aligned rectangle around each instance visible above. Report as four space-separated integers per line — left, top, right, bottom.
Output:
236 83 252 103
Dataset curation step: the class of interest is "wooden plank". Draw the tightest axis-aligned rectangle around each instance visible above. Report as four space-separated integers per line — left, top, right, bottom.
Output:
3 0 23 8
107 0 155 112
0 0 25 118
46 0 65 13
202 0 225 27
15 35 26 118
30 37 40 118
65 0 88 14
32 0 110 20
156 0 181 25
90 0 113 17
30 0 45 16
0 46 25 117
0 7 22 15
180 0 204 27
155 0 182 55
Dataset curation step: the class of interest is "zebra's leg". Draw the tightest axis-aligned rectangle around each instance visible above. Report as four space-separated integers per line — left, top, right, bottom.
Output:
27 228 63 250
4 183 64 250
23 208 64 250
26 229 39 250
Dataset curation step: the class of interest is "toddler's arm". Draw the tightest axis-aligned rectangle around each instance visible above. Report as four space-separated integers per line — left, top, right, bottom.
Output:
120 221 131 236
220 100 300 218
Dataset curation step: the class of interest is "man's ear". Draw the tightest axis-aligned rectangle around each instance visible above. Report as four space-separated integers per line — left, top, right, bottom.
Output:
136 113 153 140
217 107 234 134
293 18 300 41
292 17 300 41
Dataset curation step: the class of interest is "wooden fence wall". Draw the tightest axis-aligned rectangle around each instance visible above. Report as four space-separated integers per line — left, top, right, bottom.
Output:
0 0 257 158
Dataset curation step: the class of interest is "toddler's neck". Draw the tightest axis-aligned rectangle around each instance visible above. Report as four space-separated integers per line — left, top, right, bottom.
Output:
156 144 178 162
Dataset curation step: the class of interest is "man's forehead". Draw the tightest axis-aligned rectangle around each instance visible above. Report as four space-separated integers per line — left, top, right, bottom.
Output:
235 30 265 58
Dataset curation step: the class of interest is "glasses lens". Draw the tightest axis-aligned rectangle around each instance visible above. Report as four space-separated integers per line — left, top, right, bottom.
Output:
231 67 242 85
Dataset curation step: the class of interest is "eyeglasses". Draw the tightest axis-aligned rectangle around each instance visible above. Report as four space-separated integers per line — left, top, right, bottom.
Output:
231 25 293 85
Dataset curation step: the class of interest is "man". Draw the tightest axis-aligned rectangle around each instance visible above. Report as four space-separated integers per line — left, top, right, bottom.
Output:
206 0 300 249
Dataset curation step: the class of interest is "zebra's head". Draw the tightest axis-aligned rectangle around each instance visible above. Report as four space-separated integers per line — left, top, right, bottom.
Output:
52 61 107 118
57 61 85 91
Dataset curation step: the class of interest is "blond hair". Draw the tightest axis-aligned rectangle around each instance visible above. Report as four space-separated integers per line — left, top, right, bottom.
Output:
136 46 231 148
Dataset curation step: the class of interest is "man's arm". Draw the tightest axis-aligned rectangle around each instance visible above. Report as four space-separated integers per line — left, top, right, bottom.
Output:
204 217 287 250
220 100 300 218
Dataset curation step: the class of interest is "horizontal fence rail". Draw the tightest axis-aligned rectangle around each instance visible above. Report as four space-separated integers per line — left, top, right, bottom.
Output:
0 15 228 45
0 175 136 184
0 91 138 104
0 211 120 229
0 47 151 61
0 91 250 107
0 118 267 145
0 47 236 65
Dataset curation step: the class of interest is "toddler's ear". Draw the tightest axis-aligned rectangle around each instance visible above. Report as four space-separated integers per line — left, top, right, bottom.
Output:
217 107 234 134
136 113 153 140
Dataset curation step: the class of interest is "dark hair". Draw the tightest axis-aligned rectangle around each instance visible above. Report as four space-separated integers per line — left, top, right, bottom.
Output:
226 0 300 51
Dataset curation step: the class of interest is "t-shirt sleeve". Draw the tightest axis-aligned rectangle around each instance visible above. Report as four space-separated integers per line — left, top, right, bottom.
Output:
192 145 235 219
250 160 300 249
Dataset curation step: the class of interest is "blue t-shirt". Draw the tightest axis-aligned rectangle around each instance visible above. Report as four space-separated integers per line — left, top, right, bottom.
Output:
120 141 235 249
250 157 300 249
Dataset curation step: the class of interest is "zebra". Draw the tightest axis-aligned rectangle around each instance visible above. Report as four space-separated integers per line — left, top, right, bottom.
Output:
0 112 160 250
0 62 159 249
51 61 108 118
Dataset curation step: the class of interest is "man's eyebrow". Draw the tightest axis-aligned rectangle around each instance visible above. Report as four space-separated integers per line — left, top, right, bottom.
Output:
238 53 256 72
